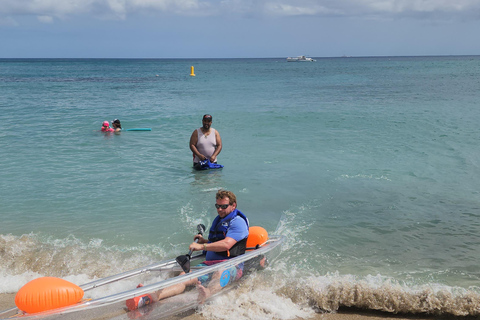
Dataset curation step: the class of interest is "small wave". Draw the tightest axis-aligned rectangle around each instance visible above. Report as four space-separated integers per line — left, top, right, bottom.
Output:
275 209 311 254
199 272 315 320
0 233 166 293
200 187 225 193
199 270 480 318
244 208 480 317
280 273 480 317
3 214 480 317
180 203 209 231
337 174 391 181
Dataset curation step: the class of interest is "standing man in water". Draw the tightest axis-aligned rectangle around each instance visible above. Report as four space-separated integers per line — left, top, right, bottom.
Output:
190 114 222 169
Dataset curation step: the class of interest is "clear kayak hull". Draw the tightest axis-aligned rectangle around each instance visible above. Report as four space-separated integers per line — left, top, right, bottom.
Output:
0 235 285 320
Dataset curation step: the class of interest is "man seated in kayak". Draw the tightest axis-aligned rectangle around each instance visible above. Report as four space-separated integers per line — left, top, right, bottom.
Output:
190 189 249 301
127 190 249 309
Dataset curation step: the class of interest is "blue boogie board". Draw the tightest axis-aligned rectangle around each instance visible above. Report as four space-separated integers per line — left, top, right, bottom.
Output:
125 128 152 131
195 159 224 170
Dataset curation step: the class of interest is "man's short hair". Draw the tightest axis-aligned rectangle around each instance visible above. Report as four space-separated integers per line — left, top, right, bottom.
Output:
216 189 237 205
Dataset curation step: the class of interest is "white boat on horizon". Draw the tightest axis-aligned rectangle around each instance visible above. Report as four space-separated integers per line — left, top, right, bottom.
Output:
286 55 316 62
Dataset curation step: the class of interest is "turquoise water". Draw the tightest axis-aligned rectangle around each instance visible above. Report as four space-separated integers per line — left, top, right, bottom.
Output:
2 57 480 317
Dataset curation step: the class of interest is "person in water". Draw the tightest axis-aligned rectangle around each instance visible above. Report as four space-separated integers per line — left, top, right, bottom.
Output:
101 121 114 132
127 190 248 310
111 119 122 133
190 114 222 169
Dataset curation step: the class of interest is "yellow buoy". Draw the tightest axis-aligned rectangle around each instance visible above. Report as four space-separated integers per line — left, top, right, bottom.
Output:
190 66 195 77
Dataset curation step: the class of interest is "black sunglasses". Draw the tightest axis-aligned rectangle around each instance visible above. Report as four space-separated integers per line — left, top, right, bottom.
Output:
215 204 229 209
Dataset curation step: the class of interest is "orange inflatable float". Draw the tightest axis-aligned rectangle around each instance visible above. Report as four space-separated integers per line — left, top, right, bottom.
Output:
15 277 84 314
246 226 268 250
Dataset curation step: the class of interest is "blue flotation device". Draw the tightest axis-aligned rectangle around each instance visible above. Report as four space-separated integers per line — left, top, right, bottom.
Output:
197 159 224 170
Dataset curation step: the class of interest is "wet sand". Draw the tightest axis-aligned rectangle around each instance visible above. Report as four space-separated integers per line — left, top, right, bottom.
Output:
0 294 464 320
167 308 460 320
177 308 469 320
0 294 15 310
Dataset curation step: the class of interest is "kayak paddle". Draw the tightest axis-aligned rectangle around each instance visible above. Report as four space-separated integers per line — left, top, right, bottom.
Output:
176 224 206 273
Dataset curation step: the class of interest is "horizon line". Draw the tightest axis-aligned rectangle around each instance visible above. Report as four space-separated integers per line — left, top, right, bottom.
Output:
1 54 480 60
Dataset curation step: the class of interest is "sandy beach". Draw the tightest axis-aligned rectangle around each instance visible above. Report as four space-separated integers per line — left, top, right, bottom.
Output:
0 293 461 320
174 309 450 320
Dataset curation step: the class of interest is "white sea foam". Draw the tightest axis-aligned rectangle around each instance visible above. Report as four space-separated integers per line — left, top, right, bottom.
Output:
337 174 391 181
199 272 315 320
2 232 480 317
0 233 167 293
198 267 480 318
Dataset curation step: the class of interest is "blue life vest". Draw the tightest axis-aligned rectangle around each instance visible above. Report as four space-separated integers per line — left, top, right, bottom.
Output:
208 209 249 258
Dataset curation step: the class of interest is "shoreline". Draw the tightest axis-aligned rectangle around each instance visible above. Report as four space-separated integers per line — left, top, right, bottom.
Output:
1 293 469 320
173 307 476 320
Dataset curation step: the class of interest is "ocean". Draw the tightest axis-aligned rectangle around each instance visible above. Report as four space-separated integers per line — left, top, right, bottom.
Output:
1 56 480 318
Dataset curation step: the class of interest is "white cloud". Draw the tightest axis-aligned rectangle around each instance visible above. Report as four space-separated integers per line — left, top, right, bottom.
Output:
0 0 479 22
261 0 480 18
0 0 94 18
37 15 54 23
364 0 474 13
264 3 341 16
129 0 215 16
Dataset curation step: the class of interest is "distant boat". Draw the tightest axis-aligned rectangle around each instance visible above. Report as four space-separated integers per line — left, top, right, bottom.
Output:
286 55 316 62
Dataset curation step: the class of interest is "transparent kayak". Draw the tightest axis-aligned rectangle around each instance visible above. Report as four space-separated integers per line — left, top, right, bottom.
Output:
0 235 285 320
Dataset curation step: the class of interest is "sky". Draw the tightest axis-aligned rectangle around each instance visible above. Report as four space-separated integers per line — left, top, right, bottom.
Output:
0 0 480 58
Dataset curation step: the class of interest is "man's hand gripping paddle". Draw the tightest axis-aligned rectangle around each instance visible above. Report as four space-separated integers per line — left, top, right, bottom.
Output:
176 224 206 273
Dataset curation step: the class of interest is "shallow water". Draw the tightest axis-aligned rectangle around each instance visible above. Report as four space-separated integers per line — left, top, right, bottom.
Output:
1 56 480 317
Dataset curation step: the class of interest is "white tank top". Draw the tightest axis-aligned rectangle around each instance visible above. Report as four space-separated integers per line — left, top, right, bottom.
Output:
193 128 217 163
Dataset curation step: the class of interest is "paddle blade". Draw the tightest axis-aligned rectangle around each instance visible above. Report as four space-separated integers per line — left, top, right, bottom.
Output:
175 255 191 273
176 224 204 273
